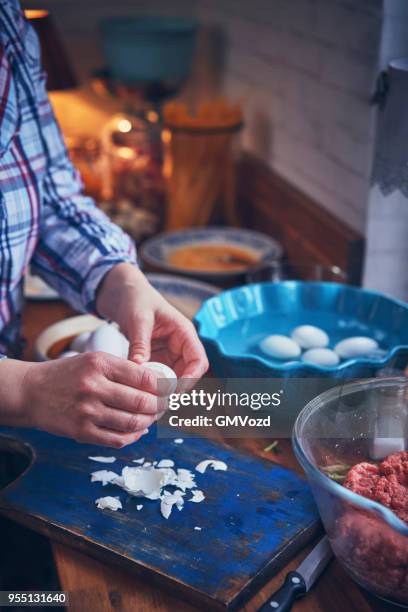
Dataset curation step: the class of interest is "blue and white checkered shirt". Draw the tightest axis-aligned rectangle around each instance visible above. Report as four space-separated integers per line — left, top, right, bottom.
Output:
0 0 136 358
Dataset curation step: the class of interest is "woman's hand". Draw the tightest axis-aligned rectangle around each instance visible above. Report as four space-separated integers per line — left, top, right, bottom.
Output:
96 263 209 383
0 354 168 447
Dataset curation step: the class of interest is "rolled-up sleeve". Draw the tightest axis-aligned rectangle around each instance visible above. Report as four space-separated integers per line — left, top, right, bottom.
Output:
30 77 136 313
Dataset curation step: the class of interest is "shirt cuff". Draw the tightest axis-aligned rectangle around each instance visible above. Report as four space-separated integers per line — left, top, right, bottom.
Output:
82 253 138 315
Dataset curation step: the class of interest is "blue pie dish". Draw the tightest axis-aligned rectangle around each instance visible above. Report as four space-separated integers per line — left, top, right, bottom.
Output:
195 281 408 380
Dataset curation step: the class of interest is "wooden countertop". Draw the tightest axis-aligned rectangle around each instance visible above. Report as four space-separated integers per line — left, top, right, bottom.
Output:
22 300 396 612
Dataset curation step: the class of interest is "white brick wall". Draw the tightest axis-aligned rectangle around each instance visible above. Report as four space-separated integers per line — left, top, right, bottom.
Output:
197 0 383 232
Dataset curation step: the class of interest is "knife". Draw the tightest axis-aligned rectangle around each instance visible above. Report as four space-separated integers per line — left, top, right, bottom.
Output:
257 536 332 612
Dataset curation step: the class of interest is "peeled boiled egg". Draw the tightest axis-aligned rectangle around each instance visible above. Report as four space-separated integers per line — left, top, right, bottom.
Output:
70 331 92 353
142 362 177 394
301 348 340 366
58 350 80 359
85 324 128 359
334 336 379 359
291 325 329 349
259 335 301 360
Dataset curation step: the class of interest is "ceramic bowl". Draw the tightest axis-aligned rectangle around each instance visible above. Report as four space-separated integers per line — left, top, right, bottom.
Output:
140 227 283 285
195 281 408 379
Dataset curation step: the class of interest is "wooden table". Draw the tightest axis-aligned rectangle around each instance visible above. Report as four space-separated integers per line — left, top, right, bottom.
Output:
21 300 396 612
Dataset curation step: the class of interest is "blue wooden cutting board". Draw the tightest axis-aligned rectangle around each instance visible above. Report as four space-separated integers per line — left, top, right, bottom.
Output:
0 427 319 610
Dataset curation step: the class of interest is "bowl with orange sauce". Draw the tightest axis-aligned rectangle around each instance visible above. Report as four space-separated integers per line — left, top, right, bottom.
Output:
140 227 282 285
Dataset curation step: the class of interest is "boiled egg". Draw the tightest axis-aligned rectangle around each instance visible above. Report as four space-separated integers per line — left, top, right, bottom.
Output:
142 361 178 394
259 335 301 360
301 348 340 366
334 336 379 359
291 325 329 349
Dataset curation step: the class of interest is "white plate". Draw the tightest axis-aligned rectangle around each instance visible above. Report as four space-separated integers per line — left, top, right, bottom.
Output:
25 270 59 300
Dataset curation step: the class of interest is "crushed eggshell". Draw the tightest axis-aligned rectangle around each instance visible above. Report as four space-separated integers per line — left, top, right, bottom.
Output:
91 470 119 486
189 490 205 503
160 489 185 519
136 505 143 511
132 458 145 464
174 438 184 444
194 526 202 531
195 460 228 474
89 456 116 463
95 496 122 511
156 459 175 468
120 466 166 498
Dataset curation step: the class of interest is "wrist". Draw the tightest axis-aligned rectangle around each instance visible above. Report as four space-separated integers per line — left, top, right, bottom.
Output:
96 263 148 321
0 359 36 427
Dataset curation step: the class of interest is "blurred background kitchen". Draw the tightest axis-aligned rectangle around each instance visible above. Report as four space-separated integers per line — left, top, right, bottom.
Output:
22 0 408 300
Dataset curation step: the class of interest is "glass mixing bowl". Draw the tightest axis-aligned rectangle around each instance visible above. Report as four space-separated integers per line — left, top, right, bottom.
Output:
293 377 408 607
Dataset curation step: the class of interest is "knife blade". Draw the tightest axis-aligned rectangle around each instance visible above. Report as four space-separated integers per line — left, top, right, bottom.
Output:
257 536 332 612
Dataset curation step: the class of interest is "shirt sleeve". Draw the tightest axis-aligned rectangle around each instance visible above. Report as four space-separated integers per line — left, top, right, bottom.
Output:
29 38 137 313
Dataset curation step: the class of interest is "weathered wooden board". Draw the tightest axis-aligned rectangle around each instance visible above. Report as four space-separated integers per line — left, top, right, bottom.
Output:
0 427 319 610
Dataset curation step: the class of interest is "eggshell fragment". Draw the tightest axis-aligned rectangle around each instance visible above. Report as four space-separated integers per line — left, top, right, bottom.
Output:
95 496 122 511
160 489 185 519
142 362 177 394
301 348 340 367
189 490 205 503
89 456 116 463
91 470 119 486
157 459 175 468
195 460 228 474
335 336 379 359
174 438 184 444
259 335 301 360
291 325 329 349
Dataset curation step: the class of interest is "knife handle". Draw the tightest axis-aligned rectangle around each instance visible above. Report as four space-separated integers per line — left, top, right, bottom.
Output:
258 571 307 612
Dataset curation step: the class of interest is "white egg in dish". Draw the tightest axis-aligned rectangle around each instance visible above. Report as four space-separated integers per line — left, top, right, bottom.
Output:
301 348 340 367
142 362 178 394
334 336 379 359
291 325 329 349
259 335 301 360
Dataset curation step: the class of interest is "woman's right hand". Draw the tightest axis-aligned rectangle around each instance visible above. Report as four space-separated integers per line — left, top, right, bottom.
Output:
0 353 168 448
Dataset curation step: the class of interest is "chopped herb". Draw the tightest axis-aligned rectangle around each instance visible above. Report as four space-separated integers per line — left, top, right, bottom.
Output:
263 440 279 453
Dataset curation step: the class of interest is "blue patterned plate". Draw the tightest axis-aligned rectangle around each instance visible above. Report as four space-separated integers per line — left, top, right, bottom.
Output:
140 227 282 282
147 273 219 319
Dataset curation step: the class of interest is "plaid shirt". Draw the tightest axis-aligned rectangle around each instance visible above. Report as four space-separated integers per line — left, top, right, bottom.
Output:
0 0 136 358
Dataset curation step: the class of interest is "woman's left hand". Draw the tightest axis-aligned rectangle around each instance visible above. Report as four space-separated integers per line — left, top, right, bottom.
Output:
96 263 209 384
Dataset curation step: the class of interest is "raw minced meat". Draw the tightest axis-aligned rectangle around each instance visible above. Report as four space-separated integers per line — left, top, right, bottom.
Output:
335 451 408 604
333 512 408 602
343 451 408 524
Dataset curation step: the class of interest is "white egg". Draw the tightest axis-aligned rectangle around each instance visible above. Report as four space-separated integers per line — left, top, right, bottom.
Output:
334 336 379 359
301 348 340 367
259 335 301 360
291 325 329 349
58 350 79 359
70 331 92 353
85 324 127 358
142 362 178 394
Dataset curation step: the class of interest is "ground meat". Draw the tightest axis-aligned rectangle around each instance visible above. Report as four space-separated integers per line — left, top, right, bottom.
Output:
334 512 408 603
343 451 408 525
